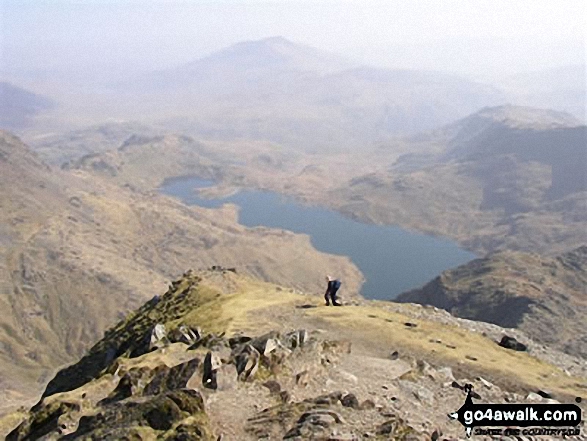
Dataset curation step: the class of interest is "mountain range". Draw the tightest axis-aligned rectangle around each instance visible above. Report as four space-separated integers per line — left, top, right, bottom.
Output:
328 105 586 255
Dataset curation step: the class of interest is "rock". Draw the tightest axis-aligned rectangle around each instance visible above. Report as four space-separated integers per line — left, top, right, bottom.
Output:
340 393 360 409
498 335 527 352
295 370 311 387
279 390 291 403
144 358 201 396
188 332 227 352
285 409 345 439
321 339 352 355
149 323 169 351
360 399 376 410
313 391 344 406
284 329 308 349
415 390 434 405
7 401 80 441
213 363 238 391
415 360 437 379
526 392 544 401
431 429 442 441
451 381 465 391
250 331 280 355
203 351 222 390
99 366 153 405
66 389 213 439
234 344 260 381
104 347 117 365
262 380 281 394
477 377 494 389
228 335 252 348
436 367 455 382
169 324 201 345
376 415 413 437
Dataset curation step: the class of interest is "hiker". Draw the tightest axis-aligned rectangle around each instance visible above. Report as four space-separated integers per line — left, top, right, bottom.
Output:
324 275 342 306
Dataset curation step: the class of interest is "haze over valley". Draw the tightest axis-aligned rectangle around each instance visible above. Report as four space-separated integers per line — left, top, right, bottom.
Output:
0 1 586 438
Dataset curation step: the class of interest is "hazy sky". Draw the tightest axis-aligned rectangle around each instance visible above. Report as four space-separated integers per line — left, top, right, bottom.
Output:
1 0 585 82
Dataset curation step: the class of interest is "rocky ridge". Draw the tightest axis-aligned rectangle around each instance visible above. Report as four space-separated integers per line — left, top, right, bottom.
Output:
3 269 586 440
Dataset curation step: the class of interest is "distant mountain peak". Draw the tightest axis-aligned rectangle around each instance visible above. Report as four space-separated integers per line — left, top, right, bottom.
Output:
473 105 581 129
180 36 356 76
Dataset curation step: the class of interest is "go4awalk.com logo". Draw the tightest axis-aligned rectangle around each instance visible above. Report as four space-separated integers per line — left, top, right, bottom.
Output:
448 384 582 437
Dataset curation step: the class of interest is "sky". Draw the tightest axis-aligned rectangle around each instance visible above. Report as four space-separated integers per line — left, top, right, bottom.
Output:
0 0 585 82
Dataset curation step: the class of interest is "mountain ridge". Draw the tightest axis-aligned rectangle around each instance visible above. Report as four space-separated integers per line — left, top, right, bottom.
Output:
3 269 586 439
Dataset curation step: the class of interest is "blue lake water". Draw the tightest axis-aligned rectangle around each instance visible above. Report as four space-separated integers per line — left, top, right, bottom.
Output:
160 177 477 300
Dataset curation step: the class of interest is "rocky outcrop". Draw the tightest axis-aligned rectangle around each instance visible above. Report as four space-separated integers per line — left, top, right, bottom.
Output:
68 389 213 440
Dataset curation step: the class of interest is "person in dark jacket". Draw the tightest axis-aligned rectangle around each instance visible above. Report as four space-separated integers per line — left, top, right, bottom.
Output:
324 275 342 306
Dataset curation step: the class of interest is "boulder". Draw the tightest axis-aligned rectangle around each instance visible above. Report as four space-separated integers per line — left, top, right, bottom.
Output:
228 335 252 348
203 351 222 390
498 335 527 352
149 323 170 351
65 389 213 439
250 331 280 355
99 366 153 405
284 329 308 349
341 393 360 409
143 358 201 396
234 344 260 381
169 325 201 345
295 370 311 387
7 401 80 441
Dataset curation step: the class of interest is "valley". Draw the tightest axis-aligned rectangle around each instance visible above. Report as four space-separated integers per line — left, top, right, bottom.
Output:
0 20 585 440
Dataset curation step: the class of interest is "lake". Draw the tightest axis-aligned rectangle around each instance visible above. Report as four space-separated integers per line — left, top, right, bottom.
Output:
160 177 477 300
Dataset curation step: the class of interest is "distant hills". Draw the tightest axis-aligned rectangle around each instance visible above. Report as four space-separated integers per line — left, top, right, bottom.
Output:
97 37 506 150
329 105 586 255
31 104 587 257
0 82 54 129
29 121 159 166
398 246 587 359
7 38 584 152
